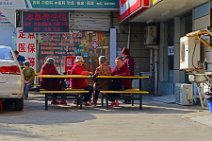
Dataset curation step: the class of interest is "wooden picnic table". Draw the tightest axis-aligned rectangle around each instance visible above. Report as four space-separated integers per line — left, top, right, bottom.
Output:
37 75 149 79
38 75 91 79
37 74 150 110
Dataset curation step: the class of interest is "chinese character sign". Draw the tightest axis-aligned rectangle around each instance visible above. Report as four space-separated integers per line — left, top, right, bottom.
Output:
28 0 118 9
0 0 118 9
0 0 26 9
23 11 69 33
0 10 11 25
17 28 37 70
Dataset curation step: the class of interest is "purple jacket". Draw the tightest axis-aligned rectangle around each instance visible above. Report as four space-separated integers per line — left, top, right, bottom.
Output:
123 55 135 76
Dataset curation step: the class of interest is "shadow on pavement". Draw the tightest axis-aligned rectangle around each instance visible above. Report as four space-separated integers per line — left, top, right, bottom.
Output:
0 94 205 125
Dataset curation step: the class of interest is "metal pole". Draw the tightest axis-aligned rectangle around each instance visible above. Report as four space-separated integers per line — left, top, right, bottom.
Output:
127 23 131 49
154 49 158 95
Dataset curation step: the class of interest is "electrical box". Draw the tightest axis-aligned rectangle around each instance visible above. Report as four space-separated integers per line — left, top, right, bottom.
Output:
144 25 158 45
180 36 200 70
175 83 193 106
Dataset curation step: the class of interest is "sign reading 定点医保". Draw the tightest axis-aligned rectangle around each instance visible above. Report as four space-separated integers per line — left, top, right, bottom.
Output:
0 0 118 10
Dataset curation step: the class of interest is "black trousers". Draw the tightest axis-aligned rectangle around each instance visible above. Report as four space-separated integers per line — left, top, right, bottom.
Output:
82 85 93 102
108 79 123 102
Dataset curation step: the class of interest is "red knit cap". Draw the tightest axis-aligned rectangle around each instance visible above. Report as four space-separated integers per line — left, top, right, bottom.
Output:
121 47 130 55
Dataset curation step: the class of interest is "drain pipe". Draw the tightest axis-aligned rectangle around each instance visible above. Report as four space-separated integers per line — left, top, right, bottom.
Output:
127 23 131 49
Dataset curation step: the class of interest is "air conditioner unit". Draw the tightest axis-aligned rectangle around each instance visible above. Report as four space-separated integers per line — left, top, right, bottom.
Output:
180 36 200 70
175 83 193 105
144 25 157 45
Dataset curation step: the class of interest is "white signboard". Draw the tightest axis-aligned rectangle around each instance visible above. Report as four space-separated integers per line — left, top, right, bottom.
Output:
168 46 175 56
17 28 37 70
0 0 27 9
0 10 11 25
70 12 110 31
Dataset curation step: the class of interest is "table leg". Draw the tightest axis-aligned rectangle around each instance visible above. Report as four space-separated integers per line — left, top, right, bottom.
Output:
131 94 134 106
45 94 48 110
79 94 83 110
106 94 108 110
139 94 142 110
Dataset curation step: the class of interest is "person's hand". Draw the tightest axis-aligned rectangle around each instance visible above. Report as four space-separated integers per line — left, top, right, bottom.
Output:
81 71 90 75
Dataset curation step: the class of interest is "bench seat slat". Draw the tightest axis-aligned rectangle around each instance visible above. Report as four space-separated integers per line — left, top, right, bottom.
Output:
32 84 40 86
40 90 89 94
100 89 149 94
65 88 85 91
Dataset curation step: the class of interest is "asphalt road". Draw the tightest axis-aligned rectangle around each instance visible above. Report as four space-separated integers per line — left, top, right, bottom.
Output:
0 94 212 141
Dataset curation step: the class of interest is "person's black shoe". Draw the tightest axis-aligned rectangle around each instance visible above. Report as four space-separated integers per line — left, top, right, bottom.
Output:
124 100 131 104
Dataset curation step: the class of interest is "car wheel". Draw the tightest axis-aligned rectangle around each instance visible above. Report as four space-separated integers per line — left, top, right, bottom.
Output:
15 98 24 111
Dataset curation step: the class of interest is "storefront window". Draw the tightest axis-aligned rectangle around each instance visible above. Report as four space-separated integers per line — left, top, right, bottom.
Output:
37 31 109 73
193 2 209 19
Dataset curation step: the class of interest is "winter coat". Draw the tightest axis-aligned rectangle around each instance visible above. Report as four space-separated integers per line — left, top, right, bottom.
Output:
93 63 112 90
70 64 88 89
39 64 61 90
22 67 35 83
112 65 132 89
123 55 135 76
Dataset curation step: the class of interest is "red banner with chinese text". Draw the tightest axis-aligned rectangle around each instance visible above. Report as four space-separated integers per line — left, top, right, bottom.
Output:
17 27 37 70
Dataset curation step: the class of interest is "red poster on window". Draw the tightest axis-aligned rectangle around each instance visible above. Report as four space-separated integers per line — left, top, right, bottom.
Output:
65 56 75 72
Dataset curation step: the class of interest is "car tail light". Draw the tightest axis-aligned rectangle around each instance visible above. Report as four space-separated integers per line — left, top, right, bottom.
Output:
0 65 21 75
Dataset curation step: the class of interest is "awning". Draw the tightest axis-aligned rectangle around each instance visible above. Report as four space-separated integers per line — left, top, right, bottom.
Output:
130 0 208 23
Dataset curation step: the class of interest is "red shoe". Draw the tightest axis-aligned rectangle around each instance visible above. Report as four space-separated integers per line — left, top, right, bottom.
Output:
60 99 67 105
73 100 79 105
91 100 97 106
114 101 120 107
84 101 92 106
51 99 59 105
108 102 115 108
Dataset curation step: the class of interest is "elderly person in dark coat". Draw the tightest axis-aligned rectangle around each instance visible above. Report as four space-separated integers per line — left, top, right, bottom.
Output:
40 58 66 105
108 56 132 107
121 47 135 104
93 56 112 106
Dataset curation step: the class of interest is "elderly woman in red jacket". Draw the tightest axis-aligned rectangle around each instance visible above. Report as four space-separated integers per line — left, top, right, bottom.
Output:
121 47 135 76
40 58 66 105
108 56 132 107
121 47 135 104
70 56 93 106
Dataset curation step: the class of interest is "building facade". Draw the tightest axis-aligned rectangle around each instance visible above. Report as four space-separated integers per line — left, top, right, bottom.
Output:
0 0 119 72
119 0 210 95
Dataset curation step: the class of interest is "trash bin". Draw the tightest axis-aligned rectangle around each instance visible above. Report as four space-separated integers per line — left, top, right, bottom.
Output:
208 101 212 113
139 72 153 94
206 92 212 113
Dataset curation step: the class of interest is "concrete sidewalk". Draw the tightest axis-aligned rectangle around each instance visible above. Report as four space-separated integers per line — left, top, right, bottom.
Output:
1 92 210 141
150 94 212 128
